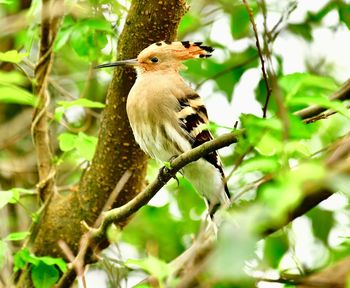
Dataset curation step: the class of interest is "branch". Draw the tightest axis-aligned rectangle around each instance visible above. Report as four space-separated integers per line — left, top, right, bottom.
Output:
89 131 241 241
296 79 350 120
243 0 272 118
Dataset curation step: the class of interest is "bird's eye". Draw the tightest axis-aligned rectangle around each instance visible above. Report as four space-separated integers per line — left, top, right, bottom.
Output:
150 57 159 63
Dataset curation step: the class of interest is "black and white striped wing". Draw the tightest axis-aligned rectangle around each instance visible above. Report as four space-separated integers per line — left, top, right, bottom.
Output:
176 93 230 199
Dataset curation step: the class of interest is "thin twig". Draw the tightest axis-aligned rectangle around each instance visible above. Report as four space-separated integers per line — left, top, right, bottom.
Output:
242 0 272 118
31 0 64 202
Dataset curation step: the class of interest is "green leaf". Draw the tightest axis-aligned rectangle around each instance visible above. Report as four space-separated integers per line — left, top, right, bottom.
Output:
57 98 105 109
0 240 8 268
308 208 334 245
54 28 73 51
0 85 36 106
338 3 350 30
58 132 97 161
288 113 317 140
0 70 28 86
54 106 65 122
178 13 201 37
14 248 39 271
5 231 30 241
75 132 97 161
126 256 171 281
280 73 337 99
38 256 67 273
240 156 280 173
287 23 313 41
264 233 289 268
0 188 21 209
58 133 77 152
13 248 67 274
0 191 15 209
70 27 89 57
255 133 282 156
81 18 113 32
0 50 28 63
230 5 250 39
32 262 59 288
285 141 311 158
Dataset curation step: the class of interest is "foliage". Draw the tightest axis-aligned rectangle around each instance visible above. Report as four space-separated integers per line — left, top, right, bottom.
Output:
0 0 350 287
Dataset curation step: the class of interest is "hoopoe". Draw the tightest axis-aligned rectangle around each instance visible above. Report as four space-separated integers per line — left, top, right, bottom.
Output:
96 41 230 216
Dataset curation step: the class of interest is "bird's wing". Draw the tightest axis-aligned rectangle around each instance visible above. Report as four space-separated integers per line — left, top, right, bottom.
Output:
176 93 230 199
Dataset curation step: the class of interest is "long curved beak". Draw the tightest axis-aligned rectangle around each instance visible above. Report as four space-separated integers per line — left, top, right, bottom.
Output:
94 58 138 69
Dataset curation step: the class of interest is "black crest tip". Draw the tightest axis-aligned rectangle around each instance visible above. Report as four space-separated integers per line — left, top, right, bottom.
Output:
181 40 191 48
199 45 214 53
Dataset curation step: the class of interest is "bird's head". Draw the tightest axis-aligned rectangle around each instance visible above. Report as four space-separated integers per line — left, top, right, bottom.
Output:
95 41 214 73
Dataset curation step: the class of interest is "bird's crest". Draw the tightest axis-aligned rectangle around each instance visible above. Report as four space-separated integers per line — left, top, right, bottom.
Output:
138 41 214 62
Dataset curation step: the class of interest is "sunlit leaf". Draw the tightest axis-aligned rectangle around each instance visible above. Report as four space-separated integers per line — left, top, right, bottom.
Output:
240 156 280 173
255 133 282 156
0 70 28 86
0 50 28 63
82 18 113 32
126 256 171 281
58 133 77 152
0 85 36 106
37 256 67 273
5 231 30 241
13 248 39 271
75 132 97 161
280 73 337 99
57 98 105 109
0 191 14 209
0 188 21 209
13 248 67 274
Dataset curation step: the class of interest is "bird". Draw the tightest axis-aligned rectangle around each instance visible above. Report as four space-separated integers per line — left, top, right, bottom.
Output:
96 40 230 216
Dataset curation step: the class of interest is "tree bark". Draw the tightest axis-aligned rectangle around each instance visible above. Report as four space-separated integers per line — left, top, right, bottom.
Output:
16 0 188 287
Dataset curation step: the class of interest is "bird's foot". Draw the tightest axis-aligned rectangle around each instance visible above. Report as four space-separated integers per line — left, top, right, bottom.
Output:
160 156 180 185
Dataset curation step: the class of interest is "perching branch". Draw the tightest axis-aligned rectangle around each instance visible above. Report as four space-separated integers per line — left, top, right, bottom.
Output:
90 131 241 242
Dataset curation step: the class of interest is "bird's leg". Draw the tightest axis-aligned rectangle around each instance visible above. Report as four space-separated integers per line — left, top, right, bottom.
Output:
160 155 180 185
